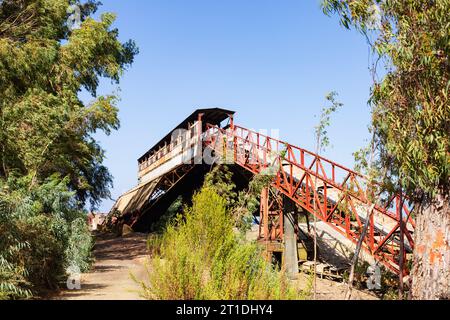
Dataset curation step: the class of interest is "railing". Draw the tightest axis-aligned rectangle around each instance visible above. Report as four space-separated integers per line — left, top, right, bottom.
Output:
204 123 415 275
138 122 200 174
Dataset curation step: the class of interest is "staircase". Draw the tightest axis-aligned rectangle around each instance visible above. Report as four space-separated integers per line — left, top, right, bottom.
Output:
203 124 415 276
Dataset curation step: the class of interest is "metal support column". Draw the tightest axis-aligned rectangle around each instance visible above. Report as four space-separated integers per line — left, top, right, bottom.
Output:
284 202 299 279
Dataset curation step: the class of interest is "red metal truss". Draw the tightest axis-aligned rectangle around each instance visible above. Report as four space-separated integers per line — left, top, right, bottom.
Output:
259 187 284 242
130 164 195 228
203 124 416 276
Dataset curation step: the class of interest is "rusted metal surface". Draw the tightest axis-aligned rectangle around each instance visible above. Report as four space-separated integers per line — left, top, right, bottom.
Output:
137 108 234 166
203 123 415 276
259 187 284 242
112 109 235 232
111 109 415 278
110 178 161 216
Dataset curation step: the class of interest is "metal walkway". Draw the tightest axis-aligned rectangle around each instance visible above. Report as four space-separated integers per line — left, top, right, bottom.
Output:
111 108 415 277
203 123 415 275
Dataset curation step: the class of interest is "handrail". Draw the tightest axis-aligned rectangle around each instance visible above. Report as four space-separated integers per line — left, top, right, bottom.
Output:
203 123 415 275
139 122 200 172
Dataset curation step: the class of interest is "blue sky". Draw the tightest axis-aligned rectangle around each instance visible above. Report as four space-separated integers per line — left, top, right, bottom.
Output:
89 0 373 212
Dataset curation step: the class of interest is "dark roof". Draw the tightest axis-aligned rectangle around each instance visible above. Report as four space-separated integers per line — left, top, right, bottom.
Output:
138 108 235 163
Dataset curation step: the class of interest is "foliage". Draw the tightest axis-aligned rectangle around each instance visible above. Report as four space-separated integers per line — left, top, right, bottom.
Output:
149 196 183 233
323 1 449 299
0 197 33 299
312 91 342 299
0 0 135 299
65 217 94 273
102 208 121 234
203 165 237 208
341 259 408 300
314 91 343 153
136 187 307 300
322 0 449 200
0 0 138 209
203 164 275 233
0 175 93 299
234 172 275 232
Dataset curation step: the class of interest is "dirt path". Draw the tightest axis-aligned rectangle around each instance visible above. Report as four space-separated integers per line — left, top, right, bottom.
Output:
53 231 378 300
55 233 149 300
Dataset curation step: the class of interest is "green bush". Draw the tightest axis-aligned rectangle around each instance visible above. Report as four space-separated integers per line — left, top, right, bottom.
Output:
136 187 307 300
15 215 65 290
0 192 33 299
0 175 93 299
150 196 183 233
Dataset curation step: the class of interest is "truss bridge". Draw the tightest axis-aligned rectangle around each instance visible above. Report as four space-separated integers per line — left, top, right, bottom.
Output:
110 108 415 277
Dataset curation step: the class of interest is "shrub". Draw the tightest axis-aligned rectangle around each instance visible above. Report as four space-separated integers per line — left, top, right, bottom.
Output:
0 175 93 299
65 217 94 273
136 187 306 300
150 196 183 233
15 215 65 290
0 243 32 299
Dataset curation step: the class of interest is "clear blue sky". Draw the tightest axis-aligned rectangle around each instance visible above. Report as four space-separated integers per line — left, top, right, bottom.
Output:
90 0 373 212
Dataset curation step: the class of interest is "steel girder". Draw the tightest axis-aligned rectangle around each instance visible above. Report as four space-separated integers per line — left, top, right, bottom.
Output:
203 123 415 276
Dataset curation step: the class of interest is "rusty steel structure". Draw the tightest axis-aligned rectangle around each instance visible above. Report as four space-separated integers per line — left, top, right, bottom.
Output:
111 108 415 277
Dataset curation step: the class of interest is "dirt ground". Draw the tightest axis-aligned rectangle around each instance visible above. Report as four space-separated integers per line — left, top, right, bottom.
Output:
295 273 379 300
54 231 378 300
54 232 149 300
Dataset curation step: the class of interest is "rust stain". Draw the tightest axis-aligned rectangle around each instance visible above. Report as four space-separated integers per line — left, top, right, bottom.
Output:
417 244 426 255
428 231 448 265
433 231 446 249
429 251 439 264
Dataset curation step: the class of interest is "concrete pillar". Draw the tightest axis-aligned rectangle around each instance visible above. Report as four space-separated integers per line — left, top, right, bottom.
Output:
284 210 299 280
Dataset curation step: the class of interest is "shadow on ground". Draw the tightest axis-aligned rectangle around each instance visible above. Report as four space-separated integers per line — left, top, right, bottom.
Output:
53 232 149 300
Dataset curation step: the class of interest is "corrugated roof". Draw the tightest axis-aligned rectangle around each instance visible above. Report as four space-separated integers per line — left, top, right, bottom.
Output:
110 178 161 216
138 108 235 163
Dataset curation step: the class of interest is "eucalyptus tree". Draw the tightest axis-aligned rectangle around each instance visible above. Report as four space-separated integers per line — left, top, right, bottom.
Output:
0 0 137 298
0 0 137 209
313 92 342 299
322 0 449 300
